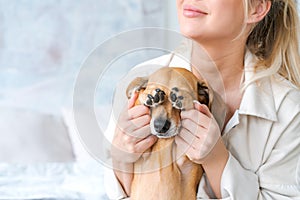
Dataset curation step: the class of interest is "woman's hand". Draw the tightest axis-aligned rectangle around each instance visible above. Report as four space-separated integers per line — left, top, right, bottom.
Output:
175 100 221 163
175 100 229 198
111 91 158 164
111 92 158 196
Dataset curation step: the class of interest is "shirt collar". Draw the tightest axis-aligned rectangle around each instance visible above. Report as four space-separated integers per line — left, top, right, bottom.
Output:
170 42 278 122
238 51 277 121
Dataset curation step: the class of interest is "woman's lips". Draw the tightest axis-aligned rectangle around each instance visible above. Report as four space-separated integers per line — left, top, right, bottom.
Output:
183 5 207 18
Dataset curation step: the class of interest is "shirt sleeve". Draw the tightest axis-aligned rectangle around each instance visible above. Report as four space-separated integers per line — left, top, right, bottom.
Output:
219 113 300 200
103 112 129 200
104 163 129 200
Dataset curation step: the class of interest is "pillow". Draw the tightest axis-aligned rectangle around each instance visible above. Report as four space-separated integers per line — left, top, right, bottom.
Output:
0 106 74 162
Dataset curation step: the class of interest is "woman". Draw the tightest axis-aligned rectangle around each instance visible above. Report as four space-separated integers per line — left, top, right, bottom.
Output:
108 0 300 199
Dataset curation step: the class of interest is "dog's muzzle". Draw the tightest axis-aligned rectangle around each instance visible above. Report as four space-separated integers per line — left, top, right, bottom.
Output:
150 117 180 139
154 117 171 134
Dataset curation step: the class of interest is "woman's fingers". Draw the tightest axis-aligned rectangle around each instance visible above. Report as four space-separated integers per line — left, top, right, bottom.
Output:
181 119 203 138
180 104 211 128
112 92 154 163
193 100 212 117
175 100 222 163
128 105 150 119
131 124 152 140
177 127 198 145
112 124 154 163
118 109 150 134
135 135 158 153
128 91 139 109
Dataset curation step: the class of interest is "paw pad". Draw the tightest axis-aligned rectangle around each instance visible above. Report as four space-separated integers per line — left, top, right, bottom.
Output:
144 88 165 107
170 87 185 110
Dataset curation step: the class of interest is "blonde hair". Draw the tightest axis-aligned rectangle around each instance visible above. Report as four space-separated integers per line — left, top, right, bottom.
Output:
245 0 300 88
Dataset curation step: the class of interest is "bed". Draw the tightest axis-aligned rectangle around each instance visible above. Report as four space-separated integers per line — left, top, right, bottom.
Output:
0 106 109 200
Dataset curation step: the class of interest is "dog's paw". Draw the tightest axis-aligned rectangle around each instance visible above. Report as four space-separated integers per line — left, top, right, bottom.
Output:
169 87 193 111
144 88 166 107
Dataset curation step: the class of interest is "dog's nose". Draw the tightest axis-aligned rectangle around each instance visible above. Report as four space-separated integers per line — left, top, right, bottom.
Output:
154 118 171 133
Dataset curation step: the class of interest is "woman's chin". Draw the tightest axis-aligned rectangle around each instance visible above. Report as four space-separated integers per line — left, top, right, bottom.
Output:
179 27 202 40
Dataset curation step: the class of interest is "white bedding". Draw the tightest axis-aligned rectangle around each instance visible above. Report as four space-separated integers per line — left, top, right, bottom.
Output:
0 106 108 199
0 162 108 200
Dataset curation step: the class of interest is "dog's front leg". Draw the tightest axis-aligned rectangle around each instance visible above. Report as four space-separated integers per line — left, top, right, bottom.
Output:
176 154 203 199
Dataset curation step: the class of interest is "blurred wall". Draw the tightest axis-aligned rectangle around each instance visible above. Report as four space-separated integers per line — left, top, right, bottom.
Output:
0 0 176 162
0 0 172 115
0 1 299 116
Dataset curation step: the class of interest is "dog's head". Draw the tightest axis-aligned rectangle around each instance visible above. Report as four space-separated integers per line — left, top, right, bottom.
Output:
126 67 218 138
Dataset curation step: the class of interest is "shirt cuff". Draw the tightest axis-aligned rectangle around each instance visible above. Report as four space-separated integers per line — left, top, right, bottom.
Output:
220 152 259 199
104 166 128 200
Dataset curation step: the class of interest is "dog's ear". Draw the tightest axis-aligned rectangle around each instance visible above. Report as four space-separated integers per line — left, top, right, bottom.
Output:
197 81 210 106
197 81 227 130
126 76 148 99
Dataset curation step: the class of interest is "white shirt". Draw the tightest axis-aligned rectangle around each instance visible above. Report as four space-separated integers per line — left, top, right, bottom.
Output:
104 42 300 199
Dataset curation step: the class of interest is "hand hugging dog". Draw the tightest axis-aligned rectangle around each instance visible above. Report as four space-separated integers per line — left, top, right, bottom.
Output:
113 67 226 200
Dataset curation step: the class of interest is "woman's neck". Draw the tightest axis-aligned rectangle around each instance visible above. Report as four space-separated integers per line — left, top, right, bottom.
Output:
190 40 246 122
190 40 245 96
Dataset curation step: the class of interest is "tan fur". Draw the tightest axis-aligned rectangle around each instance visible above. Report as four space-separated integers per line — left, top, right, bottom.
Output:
131 138 203 200
126 67 225 200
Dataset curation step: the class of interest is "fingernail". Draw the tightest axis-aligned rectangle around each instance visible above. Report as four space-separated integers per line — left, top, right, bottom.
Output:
131 90 138 99
193 100 202 105
150 135 157 143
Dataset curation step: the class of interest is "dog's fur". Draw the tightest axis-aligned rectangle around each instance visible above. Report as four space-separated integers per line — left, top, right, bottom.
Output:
126 67 226 200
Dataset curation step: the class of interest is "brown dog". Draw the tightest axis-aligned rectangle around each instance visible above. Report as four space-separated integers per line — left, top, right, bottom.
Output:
126 67 226 200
